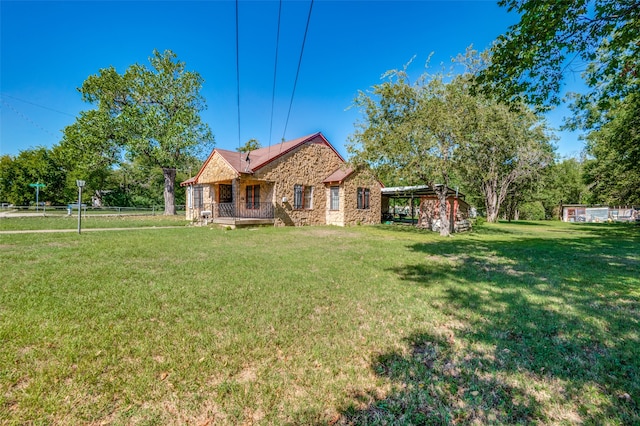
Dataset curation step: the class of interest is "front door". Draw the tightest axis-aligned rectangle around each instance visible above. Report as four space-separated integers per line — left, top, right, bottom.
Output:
219 184 233 203
218 184 234 216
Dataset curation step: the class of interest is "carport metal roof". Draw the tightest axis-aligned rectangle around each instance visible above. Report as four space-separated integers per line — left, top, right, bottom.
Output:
381 185 465 199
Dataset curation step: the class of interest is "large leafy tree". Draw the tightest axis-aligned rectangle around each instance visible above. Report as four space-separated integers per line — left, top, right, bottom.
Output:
477 0 639 114
475 1 639 207
348 65 465 236
456 98 554 223
62 49 214 215
349 55 554 230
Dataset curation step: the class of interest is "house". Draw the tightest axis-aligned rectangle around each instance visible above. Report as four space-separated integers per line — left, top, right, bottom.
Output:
181 132 382 227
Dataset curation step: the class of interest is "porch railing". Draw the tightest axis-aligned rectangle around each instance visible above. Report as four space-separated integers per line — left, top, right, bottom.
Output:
215 202 274 219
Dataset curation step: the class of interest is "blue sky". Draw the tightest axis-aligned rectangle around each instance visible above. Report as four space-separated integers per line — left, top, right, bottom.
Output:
1 0 584 161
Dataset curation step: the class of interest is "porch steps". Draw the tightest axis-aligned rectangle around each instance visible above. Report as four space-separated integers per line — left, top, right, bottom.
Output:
209 217 275 229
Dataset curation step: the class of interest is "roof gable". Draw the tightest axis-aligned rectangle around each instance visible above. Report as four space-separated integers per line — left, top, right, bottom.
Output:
249 132 343 172
180 149 238 187
181 132 343 186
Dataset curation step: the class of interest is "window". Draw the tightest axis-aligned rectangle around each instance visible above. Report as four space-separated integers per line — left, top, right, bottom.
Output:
193 185 203 209
294 185 313 209
330 186 340 210
304 186 313 209
357 187 370 209
246 185 260 209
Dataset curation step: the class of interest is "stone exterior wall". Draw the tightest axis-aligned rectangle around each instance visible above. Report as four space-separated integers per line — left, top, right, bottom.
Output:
199 154 238 184
341 171 382 226
185 184 216 221
254 140 344 227
417 196 471 232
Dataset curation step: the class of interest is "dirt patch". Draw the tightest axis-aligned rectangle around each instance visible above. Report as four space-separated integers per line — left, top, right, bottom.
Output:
236 365 257 383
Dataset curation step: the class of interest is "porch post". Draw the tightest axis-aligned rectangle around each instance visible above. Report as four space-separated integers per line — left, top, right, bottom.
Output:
232 178 239 219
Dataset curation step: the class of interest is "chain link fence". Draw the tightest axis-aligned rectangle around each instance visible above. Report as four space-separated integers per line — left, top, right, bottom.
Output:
0 204 186 217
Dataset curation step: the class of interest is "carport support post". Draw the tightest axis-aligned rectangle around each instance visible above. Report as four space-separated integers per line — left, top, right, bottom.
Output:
76 180 85 234
411 192 414 225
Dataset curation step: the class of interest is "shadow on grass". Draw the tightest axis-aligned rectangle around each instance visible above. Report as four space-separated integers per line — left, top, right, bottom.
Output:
375 224 432 235
339 225 639 424
340 331 540 424
498 220 548 226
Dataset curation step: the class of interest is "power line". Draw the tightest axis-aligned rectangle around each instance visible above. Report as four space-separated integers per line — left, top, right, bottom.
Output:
235 0 241 149
1 99 60 140
0 94 75 118
281 0 314 142
268 0 282 148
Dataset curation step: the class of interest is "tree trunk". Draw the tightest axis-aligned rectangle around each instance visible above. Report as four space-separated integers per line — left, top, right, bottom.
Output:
484 182 499 223
163 167 177 215
436 186 450 237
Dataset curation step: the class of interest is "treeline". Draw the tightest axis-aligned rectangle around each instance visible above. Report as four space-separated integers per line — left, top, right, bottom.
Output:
0 146 199 208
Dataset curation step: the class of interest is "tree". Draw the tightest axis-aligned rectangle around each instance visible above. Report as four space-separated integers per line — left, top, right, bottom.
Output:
456 98 554 223
237 138 262 153
54 120 119 207
62 49 214 215
0 155 18 204
349 63 471 236
536 157 590 218
476 0 639 114
0 148 67 206
349 53 555 231
583 93 640 205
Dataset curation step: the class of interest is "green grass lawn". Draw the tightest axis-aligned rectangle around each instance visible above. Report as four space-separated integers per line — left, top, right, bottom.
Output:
1 221 638 425
0 215 187 231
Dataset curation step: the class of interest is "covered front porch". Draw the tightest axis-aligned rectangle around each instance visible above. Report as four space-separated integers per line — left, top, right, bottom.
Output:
185 177 276 227
199 200 275 228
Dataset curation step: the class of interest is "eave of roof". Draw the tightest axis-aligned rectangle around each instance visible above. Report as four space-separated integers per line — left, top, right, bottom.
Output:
323 167 355 184
180 177 196 187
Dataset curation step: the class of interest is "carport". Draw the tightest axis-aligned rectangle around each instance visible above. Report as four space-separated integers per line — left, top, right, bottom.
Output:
381 185 470 231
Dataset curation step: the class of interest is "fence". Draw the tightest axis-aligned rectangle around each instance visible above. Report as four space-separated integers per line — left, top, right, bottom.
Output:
0 205 186 217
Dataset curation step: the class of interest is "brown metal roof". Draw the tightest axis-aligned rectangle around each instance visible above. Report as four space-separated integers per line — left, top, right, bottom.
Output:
180 132 344 186
323 167 354 184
